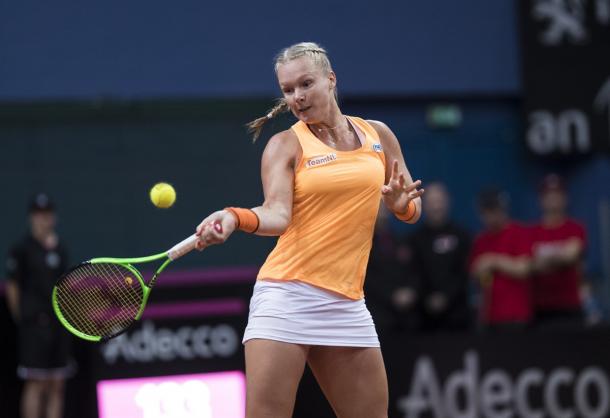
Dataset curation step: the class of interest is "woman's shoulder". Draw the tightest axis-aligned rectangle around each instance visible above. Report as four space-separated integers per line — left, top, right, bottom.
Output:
266 128 299 147
364 119 393 137
360 119 399 151
262 128 301 162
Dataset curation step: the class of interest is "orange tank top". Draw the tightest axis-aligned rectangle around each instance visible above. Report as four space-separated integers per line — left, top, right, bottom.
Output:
257 116 386 299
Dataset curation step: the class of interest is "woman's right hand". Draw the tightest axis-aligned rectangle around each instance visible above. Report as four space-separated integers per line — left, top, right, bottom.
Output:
195 210 238 250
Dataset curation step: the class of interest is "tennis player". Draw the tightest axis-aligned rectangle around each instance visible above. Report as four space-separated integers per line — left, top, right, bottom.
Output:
195 42 423 418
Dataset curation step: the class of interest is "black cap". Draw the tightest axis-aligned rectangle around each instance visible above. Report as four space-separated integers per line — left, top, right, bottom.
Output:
29 193 56 213
477 187 509 211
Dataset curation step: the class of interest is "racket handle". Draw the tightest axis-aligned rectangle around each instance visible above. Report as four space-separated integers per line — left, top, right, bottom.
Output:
167 235 198 260
167 222 223 260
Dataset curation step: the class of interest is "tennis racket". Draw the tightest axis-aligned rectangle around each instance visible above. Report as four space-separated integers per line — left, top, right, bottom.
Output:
52 223 221 342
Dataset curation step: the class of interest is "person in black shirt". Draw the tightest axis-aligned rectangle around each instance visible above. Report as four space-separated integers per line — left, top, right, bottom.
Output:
406 182 472 332
366 203 420 335
6 193 74 418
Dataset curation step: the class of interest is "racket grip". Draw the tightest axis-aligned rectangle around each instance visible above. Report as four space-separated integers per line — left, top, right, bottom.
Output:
168 222 223 260
167 235 198 260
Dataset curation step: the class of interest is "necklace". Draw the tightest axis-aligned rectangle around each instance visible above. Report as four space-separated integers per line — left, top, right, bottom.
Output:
316 117 347 132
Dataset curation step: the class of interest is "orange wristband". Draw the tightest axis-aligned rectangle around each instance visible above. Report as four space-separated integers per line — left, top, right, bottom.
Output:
395 200 417 222
224 207 260 233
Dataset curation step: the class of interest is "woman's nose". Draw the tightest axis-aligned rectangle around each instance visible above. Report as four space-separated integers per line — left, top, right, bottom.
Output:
295 89 306 102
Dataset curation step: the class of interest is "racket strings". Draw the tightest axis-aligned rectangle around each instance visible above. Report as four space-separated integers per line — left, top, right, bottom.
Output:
54 263 144 338
59 263 140 337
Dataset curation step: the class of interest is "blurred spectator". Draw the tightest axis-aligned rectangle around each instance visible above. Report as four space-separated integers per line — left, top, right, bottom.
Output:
5 193 75 418
469 188 532 329
365 203 419 335
530 174 592 328
406 182 472 332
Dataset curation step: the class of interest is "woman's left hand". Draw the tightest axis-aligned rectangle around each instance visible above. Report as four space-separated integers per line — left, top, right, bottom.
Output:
381 160 424 213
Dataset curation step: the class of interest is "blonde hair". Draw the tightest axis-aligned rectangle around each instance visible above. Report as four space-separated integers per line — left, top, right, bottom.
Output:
246 42 335 142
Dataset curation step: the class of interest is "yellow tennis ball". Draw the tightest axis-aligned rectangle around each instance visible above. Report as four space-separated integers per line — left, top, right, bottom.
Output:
149 182 176 208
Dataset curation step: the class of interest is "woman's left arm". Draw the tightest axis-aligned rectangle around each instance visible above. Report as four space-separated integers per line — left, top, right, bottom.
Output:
368 120 424 223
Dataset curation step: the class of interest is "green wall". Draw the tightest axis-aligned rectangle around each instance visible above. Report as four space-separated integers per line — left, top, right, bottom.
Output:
0 100 287 270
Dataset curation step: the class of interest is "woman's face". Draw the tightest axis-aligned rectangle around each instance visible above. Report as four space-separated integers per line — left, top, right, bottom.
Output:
276 56 336 124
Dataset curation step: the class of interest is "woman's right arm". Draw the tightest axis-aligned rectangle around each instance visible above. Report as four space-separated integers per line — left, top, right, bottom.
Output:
251 130 299 236
195 130 299 247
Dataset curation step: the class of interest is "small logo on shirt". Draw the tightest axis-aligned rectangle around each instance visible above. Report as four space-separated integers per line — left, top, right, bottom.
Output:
433 235 458 254
46 252 60 269
372 143 383 153
306 153 337 168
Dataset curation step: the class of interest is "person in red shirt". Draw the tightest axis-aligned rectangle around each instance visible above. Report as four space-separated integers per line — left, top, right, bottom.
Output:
530 174 586 327
469 188 532 328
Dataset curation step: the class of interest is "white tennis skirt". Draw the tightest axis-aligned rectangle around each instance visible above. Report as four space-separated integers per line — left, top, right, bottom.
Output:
242 279 380 347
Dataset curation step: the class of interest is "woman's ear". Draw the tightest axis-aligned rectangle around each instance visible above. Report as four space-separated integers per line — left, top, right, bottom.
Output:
329 71 337 90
